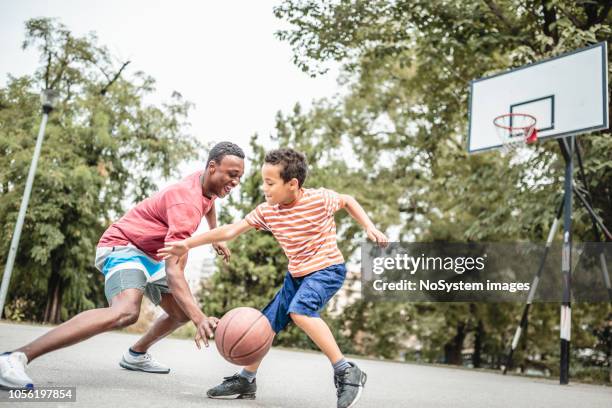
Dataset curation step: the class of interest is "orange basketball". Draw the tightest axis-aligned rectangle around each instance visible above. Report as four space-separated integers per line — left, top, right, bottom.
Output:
214 307 274 366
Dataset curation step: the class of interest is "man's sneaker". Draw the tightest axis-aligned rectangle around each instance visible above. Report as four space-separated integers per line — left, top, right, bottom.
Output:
206 374 256 399
0 352 34 389
334 362 367 408
119 351 170 374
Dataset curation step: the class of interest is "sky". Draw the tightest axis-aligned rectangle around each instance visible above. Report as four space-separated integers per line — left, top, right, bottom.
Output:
0 1 340 155
0 0 343 277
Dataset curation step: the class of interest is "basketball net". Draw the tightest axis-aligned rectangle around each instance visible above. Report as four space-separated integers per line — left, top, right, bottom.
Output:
493 113 538 153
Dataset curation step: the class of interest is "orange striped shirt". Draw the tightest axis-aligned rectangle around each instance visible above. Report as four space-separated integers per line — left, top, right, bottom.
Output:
245 188 345 277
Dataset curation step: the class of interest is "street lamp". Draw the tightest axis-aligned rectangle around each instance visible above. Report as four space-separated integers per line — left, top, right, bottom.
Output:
0 89 59 318
41 89 59 114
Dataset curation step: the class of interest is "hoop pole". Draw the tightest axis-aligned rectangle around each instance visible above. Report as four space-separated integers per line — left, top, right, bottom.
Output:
574 141 612 241
572 186 612 240
559 136 574 385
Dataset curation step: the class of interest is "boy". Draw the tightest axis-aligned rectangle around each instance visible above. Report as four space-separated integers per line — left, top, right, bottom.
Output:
159 148 387 408
0 142 245 389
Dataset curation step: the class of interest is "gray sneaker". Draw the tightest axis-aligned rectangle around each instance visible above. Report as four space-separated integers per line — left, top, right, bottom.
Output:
207 374 256 399
334 362 367 408
119 351 170 374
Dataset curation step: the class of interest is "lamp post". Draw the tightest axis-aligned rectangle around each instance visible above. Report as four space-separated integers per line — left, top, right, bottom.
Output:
0 89 59 318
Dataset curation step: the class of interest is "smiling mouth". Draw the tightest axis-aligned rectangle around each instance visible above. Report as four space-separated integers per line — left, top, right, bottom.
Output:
223 185 233 194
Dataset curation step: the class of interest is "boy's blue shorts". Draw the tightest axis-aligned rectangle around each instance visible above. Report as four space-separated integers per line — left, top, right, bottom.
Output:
262 263 347 333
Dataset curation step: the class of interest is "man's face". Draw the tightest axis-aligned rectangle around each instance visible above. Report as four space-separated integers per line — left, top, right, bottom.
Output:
206 155 244 198
261 163 298 205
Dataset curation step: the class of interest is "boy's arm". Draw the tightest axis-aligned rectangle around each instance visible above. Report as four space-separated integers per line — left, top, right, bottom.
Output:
158 219 253 259
204 204 231 263
339 194 389 246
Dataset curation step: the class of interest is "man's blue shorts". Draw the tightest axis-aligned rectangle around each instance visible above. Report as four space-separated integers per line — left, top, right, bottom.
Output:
262 263 347 333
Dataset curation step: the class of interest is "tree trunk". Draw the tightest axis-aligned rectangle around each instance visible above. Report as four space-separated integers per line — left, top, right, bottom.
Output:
43 257 64 324
606 316 612 384
473 319 484 368
444 322 466 365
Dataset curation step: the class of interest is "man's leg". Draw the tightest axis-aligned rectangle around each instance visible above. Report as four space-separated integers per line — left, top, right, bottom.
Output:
130 293 190 353
116 278 191 373
0 289 142 389
16 288 143 362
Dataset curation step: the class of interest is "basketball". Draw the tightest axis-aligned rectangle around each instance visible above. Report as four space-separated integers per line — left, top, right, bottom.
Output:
214 307 274 366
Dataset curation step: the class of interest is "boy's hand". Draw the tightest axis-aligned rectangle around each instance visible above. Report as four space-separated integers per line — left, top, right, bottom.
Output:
212 242 231 263
194 315 220 349
158 240 190 260
367 227 389 248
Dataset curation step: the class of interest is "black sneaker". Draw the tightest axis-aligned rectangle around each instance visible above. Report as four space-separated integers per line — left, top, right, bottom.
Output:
206 374 257 399
334 362 367 408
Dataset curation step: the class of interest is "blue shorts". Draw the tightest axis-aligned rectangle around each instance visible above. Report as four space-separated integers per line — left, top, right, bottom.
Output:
95 246 168 305
262 263 347 333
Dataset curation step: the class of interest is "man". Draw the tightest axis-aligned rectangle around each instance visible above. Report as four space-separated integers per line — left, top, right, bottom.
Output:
0 142 245 389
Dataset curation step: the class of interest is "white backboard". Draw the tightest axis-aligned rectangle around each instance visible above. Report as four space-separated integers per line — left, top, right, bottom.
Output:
467 42 609 153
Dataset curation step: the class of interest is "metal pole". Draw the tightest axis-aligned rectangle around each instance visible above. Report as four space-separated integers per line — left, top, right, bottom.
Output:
0 112 49 318
574 140 612 384
573 141 612 241
560 136 574 385
503 199 563 374
572 187 612 240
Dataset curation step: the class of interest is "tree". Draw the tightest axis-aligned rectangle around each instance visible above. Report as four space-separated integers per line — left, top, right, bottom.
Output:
270 0 612 376
0 18 199 323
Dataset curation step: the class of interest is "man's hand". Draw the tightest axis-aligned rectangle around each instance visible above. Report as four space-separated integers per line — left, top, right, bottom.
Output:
194 315 220 349
158 240 190 260
367 227 389 248
212 242 231 263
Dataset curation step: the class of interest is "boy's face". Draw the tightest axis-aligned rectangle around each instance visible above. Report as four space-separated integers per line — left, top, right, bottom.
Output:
261 163 299 205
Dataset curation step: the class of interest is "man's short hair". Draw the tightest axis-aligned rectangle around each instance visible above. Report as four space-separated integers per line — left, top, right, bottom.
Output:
264 148 308 187
206 142 245 167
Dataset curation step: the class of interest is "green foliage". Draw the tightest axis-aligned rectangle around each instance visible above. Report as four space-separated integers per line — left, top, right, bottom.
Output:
0 18 199 322
214 0 612 378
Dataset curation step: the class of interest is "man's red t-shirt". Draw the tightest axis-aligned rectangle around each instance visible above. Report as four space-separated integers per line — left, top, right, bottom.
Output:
97 171 215 260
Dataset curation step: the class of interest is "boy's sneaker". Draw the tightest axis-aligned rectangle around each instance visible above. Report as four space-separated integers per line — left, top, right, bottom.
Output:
0 352 34 389
119 351 170 374
334 362 367 408
206 374 256 399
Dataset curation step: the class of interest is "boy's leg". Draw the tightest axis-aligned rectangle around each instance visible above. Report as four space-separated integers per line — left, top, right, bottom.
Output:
120 292 189 374
0 288 142 389
288 314 343 363
206 272 296 399
290 313 366 408
288 264 366 408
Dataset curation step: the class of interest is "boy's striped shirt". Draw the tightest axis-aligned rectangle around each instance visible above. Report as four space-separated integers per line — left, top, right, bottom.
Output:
245 188 345 277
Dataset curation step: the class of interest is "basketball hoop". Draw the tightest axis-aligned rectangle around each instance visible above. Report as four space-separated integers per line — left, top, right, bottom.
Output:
493 113 538 152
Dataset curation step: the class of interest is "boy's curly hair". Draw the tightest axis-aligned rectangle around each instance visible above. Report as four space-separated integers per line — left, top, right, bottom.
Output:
264 148 308 187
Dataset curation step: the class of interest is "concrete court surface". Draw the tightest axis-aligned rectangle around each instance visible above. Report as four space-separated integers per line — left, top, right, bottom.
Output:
1 322 610 407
